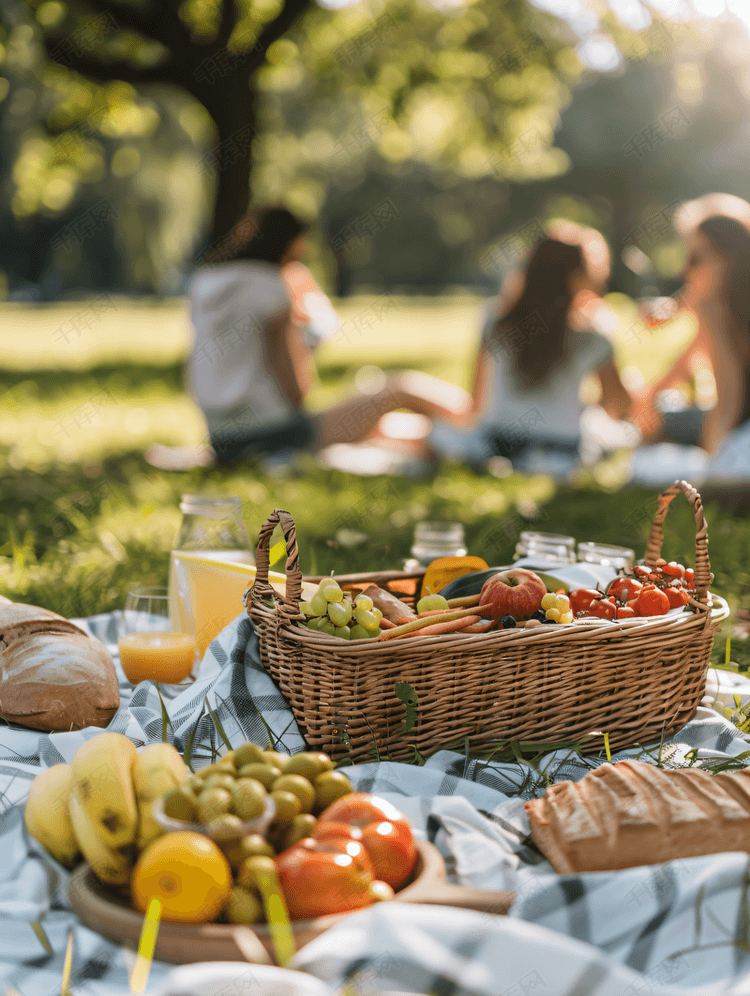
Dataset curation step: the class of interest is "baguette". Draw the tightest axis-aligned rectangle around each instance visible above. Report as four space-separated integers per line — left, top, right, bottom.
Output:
0 600 119 732
360 584 417 624
525 760 750 873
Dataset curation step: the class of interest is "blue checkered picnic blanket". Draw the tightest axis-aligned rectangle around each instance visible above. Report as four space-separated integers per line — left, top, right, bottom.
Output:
2 606 750 996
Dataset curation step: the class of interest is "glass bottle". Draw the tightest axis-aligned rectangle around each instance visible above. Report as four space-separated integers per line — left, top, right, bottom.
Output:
168 496 255 644
577 542 635 572
174 495 254 563
514 531 577 565
406 521 468 569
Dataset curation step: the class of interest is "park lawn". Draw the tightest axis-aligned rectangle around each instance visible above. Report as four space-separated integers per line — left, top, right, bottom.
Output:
0 293 745 681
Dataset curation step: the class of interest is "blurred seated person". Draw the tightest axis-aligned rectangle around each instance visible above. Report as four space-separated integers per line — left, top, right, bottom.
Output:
281 258 340 350
428 222 633 474
632 193 750 452
186 204 471 466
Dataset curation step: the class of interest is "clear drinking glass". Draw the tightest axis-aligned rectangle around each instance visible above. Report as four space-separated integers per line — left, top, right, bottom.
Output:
515 531 577 564
118 586 197 686
577 542 635 571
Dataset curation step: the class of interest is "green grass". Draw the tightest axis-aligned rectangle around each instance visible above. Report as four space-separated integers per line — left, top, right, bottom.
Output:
0 293 746 681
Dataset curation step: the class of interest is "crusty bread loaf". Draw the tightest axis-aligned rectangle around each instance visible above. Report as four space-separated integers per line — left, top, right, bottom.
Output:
525 760 750 873
0 601 119 732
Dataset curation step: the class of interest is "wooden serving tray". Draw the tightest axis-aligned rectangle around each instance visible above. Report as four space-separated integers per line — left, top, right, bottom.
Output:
68 840 514 965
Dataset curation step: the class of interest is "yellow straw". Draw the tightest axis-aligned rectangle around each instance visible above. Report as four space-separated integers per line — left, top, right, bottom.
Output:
269 541 287 567
726 637 732 666
130 897 161 994
61 929 74 996
30 920 53 956
603 732 611 763
254 865 295 967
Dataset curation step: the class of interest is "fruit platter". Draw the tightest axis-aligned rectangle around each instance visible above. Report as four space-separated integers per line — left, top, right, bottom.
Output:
26 732 513 965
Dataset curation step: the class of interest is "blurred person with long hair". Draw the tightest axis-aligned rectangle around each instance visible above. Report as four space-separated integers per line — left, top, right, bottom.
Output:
178 204 470 467
428 222 633 475
634 193 750 454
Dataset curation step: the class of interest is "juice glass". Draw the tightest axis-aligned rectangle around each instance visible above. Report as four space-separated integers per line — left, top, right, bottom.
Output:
118 585 197 686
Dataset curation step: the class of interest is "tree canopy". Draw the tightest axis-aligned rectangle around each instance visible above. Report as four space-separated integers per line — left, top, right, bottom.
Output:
1 0 748 295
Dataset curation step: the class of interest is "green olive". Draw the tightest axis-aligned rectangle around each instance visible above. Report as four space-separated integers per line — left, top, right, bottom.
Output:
236 763 281 790
270 789 302 823
226 886 263 925
233 742 267 768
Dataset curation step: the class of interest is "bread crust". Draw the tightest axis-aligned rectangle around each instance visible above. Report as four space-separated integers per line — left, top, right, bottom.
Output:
0 601 119 732
525 760 750 873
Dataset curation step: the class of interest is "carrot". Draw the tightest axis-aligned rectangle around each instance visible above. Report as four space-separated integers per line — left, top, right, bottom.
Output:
379 617 397 630
416 607 456 618
462 618 495 634
446 593 482 608
411 614 482 636
378 605 492 641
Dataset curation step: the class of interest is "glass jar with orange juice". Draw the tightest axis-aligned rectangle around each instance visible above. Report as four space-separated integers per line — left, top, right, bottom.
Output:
118 586 197 686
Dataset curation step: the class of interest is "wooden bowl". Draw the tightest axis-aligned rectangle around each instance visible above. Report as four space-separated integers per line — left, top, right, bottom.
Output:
68 840 514 965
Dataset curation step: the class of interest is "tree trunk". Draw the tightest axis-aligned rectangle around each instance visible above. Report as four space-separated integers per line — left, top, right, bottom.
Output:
203 85 258 250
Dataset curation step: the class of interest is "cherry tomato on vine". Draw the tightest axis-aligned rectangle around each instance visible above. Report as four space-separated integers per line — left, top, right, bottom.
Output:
666 586 690 609
607 578 643 602
588 598 616 620
569 588 604 616
615 605 637 620
660 562 685 578
636 586 670 616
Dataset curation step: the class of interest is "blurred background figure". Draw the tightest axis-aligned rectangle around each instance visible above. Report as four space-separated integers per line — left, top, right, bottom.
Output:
428 222 635 478
632 193 750 452
628 192 750 491
281 258 340 351
151 204 472 471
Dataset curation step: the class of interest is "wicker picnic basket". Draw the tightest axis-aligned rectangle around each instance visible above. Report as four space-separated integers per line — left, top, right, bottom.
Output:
246 480 729 762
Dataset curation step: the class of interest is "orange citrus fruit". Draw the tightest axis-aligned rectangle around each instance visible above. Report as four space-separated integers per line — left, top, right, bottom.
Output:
131 831 232 924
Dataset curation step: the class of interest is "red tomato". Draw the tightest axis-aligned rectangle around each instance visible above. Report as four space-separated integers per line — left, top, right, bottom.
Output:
314 821 364 843
318 794 405 828
636 586 670 616
275 836 374 920
666 586 690 609
569 588 604 616
316 794 418 890
615 605 637 619
607 578 643 602
588 598 616 620
684 568 695 589
360 820 418 889
633 565 652 578
660 562 685 578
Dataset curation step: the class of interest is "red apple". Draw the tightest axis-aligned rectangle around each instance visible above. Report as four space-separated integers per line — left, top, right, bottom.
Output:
479 569 547 622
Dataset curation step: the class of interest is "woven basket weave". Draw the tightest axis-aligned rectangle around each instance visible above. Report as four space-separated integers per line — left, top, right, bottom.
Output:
247 480 729 762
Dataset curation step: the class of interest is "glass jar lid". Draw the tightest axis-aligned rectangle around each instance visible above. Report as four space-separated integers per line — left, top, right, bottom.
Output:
179 494 243 518
413 521 465 542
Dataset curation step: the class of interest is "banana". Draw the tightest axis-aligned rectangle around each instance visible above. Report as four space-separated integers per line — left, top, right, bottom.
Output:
132 743 190 851
68 785 132 887
24 764 79 868
132 742 190 797
71 732 139 851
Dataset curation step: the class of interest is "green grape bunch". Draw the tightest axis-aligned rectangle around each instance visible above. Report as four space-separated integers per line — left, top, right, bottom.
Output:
298 580 381 640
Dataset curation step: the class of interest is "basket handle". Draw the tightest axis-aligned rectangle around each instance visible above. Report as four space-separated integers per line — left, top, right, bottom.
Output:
250 508 303 610
643 479 710 606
